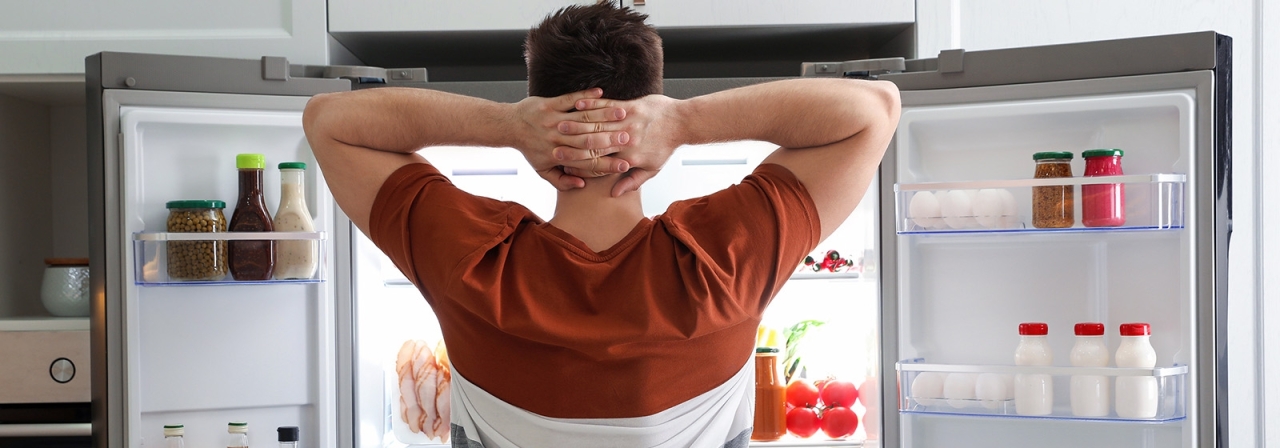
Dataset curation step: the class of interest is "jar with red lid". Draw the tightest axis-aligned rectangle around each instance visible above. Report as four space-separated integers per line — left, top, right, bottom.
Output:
1081 149 1126 227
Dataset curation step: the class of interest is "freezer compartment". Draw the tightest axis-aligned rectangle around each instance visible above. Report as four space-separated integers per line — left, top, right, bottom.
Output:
132 231 326 285
897 360 1186 422
894 174 1184 234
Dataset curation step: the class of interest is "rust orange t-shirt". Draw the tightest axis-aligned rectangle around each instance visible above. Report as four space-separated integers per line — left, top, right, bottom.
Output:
368 162 820 419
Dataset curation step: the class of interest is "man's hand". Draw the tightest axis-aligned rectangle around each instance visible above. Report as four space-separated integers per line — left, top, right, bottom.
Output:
512 88 634 190
557 94 683 197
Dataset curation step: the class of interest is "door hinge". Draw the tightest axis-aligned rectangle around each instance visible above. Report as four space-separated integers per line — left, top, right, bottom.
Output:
800 57 906 79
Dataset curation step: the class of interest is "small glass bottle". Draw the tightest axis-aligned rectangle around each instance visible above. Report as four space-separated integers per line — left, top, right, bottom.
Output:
751 347 786 441
1032 152 1075 228
163 424 185 448
229 154 275 280
273 162 318 280
277 426 299 448
1082 149 1126 227
227 422 249 448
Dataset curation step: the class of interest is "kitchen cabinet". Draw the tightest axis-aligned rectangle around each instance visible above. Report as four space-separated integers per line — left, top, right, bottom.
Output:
329 0 911 33
0 83 85 318
0 0 328 74
329 0 915 82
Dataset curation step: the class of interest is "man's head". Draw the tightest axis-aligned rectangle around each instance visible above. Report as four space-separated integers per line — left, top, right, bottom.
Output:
525 2 663 101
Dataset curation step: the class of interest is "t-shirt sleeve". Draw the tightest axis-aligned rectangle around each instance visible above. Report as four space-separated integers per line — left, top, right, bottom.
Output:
660 163 821 315
367 163 515 303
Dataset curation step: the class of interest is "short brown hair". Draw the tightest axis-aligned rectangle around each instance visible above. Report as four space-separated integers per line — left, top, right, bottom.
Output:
525 2 663 100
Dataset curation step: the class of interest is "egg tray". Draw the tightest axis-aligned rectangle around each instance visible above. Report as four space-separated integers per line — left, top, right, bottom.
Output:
893 174 1186 235
896 359 1187 423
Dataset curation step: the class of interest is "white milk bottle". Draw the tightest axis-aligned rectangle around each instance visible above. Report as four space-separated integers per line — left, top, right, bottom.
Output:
1115 322 1158 418
1069 322 1110 417
273 162 318 280
1014 322 1053 415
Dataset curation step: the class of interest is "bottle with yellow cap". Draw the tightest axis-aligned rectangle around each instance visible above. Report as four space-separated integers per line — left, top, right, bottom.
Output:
229 154 275 280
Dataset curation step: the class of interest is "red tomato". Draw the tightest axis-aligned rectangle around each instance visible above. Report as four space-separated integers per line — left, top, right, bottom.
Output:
786 379 820 408
814 377 831 395
786 406 821 438
820 406 859 439
820 380 859 407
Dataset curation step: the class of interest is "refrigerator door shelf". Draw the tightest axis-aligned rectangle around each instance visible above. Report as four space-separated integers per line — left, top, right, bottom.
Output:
894 174 1184 234
747 439 863 447
897 360 1187 422
132 231 326 285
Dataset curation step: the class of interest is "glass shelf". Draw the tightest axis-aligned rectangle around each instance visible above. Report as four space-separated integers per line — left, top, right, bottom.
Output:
132 231 326 286
749 439 863 447
894 174 1185 235
896 359 1186 423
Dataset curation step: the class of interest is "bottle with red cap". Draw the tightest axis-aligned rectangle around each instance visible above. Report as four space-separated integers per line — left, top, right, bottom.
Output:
1115 322 1158 418
1069 322 1110 417
1014 322 1053 415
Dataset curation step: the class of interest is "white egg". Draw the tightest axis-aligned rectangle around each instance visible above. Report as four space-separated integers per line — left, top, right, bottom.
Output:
908 191 941 230
973 189 1005 228
944 373 979 408
998 189 1020 228
975 373 1013 410
941 190 976 229
910 372 948 407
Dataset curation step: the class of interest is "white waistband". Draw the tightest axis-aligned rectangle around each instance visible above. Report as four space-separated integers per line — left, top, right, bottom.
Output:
449 359 755 448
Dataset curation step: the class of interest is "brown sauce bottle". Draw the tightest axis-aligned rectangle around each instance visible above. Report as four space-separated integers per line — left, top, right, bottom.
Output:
228 153 275 280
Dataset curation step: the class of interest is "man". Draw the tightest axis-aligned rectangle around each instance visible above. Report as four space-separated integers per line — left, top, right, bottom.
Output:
303 3 899 447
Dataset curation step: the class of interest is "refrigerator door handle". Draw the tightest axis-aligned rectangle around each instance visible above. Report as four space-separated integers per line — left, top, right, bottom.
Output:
800 57 906 79
288 62 429 84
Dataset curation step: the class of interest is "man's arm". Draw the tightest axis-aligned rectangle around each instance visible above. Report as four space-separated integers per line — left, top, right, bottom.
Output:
567 78 901 242
301 87 631 236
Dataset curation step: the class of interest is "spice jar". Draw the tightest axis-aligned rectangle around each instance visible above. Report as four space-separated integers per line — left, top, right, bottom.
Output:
1032 152 1075 228
751 347 786 441
165 200 228 281
1082 149 1126 227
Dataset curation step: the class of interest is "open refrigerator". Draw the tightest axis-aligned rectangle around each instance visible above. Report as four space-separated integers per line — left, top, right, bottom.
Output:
88 30 1229 448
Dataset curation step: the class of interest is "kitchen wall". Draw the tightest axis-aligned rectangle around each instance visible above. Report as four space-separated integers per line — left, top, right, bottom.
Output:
916 0 1270 445
0 93 53 317
1261 3 1278 446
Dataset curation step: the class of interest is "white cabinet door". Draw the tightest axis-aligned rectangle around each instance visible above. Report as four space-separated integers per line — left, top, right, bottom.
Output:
329 0 593 33
329 0 912 33
0 0 328 74
639 0 912 28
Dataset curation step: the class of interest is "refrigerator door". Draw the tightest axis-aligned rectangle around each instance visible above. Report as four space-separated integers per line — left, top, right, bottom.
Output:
861 32 1229 448
86 53 423 448
351 78 884 447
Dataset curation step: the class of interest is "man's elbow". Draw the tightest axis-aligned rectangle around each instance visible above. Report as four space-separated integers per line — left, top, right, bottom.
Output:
301 93 335 141
868 80 902 131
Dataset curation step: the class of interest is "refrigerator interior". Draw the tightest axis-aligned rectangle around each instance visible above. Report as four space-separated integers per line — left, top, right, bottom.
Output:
890 82 1199 446
355 141 881 447
114 96 336 448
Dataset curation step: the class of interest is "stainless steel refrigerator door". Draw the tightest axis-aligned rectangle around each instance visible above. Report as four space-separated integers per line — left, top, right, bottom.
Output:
87 52 353 448
875 33 1229 448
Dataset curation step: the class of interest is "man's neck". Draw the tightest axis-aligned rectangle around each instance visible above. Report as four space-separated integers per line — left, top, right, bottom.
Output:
549 175 645 252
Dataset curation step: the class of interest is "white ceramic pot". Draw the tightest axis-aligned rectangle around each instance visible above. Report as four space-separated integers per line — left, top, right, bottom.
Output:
41 258 90 317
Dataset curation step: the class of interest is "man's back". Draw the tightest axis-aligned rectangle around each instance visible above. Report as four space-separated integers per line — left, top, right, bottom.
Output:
369 162 819 419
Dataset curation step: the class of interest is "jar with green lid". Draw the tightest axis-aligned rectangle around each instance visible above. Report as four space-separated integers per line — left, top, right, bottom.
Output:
165 200 228 281
1032 152 1074 228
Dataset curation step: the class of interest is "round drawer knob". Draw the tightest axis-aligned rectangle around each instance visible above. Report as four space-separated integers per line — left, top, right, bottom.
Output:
50 358 75 384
